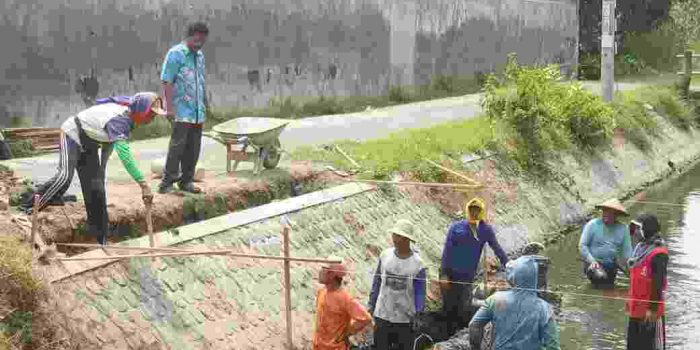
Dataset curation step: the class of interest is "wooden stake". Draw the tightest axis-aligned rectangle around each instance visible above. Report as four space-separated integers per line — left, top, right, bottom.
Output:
281 216 293 350
344 179 483 189
30 195 40 249
53 249 341 264
423 158 481 185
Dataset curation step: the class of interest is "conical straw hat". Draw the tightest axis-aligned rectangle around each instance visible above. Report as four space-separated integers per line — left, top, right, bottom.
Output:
595 198 628 216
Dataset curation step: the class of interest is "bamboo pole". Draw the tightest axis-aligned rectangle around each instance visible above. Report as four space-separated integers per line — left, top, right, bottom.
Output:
53 249 341 264
344 179 483 189
55 243 192 253
281 216 293 350
334 145 361 169
423 158 481 185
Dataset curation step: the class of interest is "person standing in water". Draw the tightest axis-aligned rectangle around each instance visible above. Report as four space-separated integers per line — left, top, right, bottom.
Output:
626 214 668 350
579 198 633 288
440 197 509 335
469 255 561 350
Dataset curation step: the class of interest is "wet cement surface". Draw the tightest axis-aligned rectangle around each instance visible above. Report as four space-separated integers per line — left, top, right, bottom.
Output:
546 161 700 349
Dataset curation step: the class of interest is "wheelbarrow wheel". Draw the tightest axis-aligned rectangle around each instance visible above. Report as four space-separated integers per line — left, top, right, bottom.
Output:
262 139 282 169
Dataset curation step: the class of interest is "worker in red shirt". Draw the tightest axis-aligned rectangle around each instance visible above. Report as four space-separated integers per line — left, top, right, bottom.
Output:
626 214 668 350
313 259 373 350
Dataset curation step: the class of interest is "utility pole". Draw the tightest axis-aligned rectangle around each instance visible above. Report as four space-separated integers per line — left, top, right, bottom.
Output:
601 0 616 102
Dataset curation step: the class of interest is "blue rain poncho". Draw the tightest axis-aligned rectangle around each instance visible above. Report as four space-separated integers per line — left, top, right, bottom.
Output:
470 256 560 350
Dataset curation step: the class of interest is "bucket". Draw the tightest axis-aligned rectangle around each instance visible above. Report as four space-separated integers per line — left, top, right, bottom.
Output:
530 255 550 298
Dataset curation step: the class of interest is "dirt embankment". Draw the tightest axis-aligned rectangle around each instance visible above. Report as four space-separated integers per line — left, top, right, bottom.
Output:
0 161 335 255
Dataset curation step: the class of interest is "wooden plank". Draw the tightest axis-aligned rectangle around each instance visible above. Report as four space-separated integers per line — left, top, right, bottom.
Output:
7 131 61 138
33 145 60 151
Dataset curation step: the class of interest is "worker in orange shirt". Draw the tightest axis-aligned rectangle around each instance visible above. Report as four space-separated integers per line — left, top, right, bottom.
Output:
313 258 373 350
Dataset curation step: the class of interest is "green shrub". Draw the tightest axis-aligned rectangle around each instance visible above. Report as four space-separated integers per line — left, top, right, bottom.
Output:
623 27 677 72
638 86 694 129
578 53 600 80
7 139 37 159
483 55 574 169
560 84 614 148
0 311 32 344
300 96 347 116
388 86 412 104
611 93 657 151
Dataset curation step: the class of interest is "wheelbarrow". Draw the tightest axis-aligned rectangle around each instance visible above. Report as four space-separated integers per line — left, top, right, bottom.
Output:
204 117 289 175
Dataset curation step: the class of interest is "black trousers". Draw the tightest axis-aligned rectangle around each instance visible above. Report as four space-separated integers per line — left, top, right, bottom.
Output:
162 122 202 187
442 281 474 337
30 131 111 244
627 317 665 350
374 317 414 350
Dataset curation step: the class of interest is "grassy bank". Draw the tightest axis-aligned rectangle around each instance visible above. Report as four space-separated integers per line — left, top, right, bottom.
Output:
0 236 41 349
292 55 697 181
130 75 483 141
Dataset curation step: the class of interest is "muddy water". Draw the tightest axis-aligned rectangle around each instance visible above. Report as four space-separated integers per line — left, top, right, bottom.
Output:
545 162 700 349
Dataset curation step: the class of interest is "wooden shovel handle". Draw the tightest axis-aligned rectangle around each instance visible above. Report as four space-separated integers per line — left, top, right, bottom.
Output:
145 202 154 248
30 195 40 248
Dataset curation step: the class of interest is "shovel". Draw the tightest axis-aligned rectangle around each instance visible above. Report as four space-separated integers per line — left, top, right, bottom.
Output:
145 200 160 265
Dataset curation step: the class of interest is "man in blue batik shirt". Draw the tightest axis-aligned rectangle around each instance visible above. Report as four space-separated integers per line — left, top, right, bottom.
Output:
159 22 209 194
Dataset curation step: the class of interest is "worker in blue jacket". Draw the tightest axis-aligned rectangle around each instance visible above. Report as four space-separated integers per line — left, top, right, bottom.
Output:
469 255 560 350
440 197 509 336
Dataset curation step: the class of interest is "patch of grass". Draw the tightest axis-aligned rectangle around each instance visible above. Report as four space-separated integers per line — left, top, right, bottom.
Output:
388 86 412 104
0 332 10 350
7 139 38 159
0 236 41 293
0 311 32 344
611 92 658 151
9 117 32 128
640 86 694 129
293 117 492 181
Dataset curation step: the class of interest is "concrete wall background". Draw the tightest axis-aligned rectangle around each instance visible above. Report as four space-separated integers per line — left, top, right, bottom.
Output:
0 0 577 127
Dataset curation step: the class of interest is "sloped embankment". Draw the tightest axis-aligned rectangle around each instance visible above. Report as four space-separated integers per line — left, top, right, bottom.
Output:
45 184 475 349
42 106 700 348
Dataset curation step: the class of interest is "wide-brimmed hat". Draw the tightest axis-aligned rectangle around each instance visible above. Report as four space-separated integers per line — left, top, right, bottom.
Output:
595 198 628 216
388 219 416 242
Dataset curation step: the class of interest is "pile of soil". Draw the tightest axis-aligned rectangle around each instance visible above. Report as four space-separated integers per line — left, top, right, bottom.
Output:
397 159 520 221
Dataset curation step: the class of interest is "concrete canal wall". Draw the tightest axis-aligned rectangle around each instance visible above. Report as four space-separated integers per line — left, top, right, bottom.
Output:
0 0 578 127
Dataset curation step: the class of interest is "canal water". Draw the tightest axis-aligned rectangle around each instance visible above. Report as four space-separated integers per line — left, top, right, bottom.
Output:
546 162 700 349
